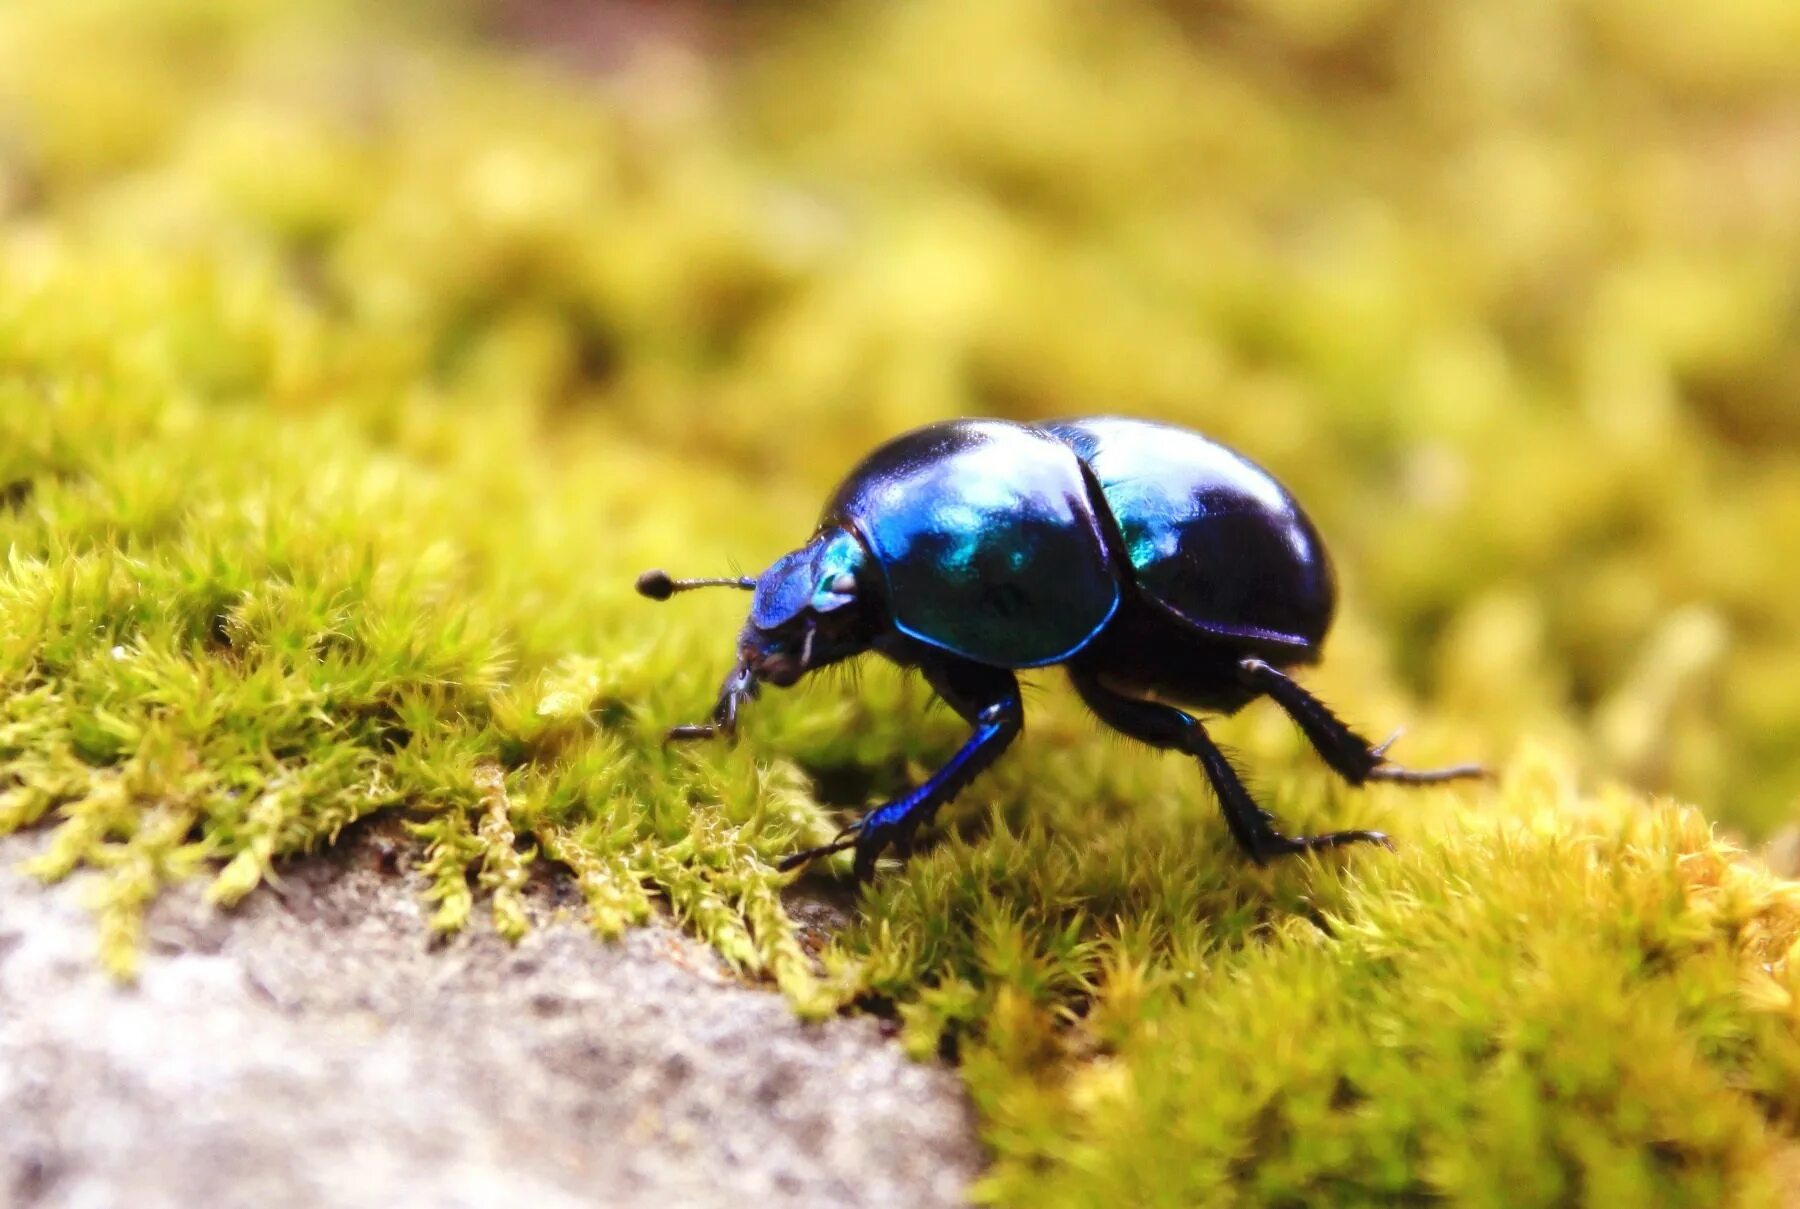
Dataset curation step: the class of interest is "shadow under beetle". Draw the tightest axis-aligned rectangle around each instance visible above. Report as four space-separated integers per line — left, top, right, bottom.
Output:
639 417 1483 882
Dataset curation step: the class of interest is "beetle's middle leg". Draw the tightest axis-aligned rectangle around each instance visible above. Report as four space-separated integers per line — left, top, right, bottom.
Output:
1236 658 1486 787
779 659 1023 881
1068 667 1390 864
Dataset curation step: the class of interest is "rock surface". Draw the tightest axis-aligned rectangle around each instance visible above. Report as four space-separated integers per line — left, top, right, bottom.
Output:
0 827 982 1208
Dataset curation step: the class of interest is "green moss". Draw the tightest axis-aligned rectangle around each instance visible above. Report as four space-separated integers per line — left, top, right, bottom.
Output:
3 0 1800 1201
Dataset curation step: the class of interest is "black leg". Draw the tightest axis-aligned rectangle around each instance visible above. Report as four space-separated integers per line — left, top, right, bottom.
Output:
779 658 1023 881
1069 667 1392 864
1237 658 1486 787
666 660 757 742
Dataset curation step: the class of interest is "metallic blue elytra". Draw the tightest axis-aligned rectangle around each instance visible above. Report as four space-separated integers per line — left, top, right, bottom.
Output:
819 419 1119 668
639 417 1484 883
1045 417 1335 655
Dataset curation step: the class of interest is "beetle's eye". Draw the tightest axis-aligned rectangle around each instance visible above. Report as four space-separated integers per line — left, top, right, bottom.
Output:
809 571 859 615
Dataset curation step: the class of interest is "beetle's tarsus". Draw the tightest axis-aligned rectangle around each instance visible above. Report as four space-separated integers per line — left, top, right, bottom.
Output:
1366 762 1488 785
1364 727 1487 784
776 833 859 873
777 811 894 876
1254 829 1395 860
666 661 757 745
1237 658 1483 790
776 815 872 874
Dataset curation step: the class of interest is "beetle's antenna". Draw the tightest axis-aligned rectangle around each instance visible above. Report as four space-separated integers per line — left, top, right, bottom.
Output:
636 569 757 601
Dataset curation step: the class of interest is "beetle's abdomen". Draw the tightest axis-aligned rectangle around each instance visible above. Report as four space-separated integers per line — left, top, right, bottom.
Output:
1045 417 1336 655
822 420 1119 667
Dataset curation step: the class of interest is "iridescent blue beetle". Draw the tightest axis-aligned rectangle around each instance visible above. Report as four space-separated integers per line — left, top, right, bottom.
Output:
638 417 1482 881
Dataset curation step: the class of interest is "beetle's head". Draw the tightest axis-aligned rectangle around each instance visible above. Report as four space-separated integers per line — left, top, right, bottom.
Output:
739 527 875 688
636 527 877 741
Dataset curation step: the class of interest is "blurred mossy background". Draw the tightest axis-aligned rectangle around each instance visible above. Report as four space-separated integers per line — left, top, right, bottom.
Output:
3 0 1800 1203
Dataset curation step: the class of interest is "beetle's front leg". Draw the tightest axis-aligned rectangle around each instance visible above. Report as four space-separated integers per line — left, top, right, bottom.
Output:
779 659 1022 880
667 661 758 742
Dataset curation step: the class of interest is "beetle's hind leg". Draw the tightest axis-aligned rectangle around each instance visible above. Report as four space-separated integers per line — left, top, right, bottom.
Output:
1068 668 1391 864
1236 658 1486 787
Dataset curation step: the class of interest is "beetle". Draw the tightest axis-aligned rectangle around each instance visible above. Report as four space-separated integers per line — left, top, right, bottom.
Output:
638 417 1482 881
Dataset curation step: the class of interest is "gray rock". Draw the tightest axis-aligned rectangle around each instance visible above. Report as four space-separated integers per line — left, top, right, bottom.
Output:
0 826 982 1208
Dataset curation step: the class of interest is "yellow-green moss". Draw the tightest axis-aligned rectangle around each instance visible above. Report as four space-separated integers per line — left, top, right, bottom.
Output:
3 0 1799 1201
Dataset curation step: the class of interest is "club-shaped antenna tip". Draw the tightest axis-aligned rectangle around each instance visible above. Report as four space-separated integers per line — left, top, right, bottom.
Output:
636 569 675 601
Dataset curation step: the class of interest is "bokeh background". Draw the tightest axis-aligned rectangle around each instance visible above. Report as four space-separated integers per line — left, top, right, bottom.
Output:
4 0 1800 1203
8 0 1796 833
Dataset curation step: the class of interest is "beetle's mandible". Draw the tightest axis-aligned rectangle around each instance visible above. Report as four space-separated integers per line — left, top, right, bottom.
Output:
638 417 1483 881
